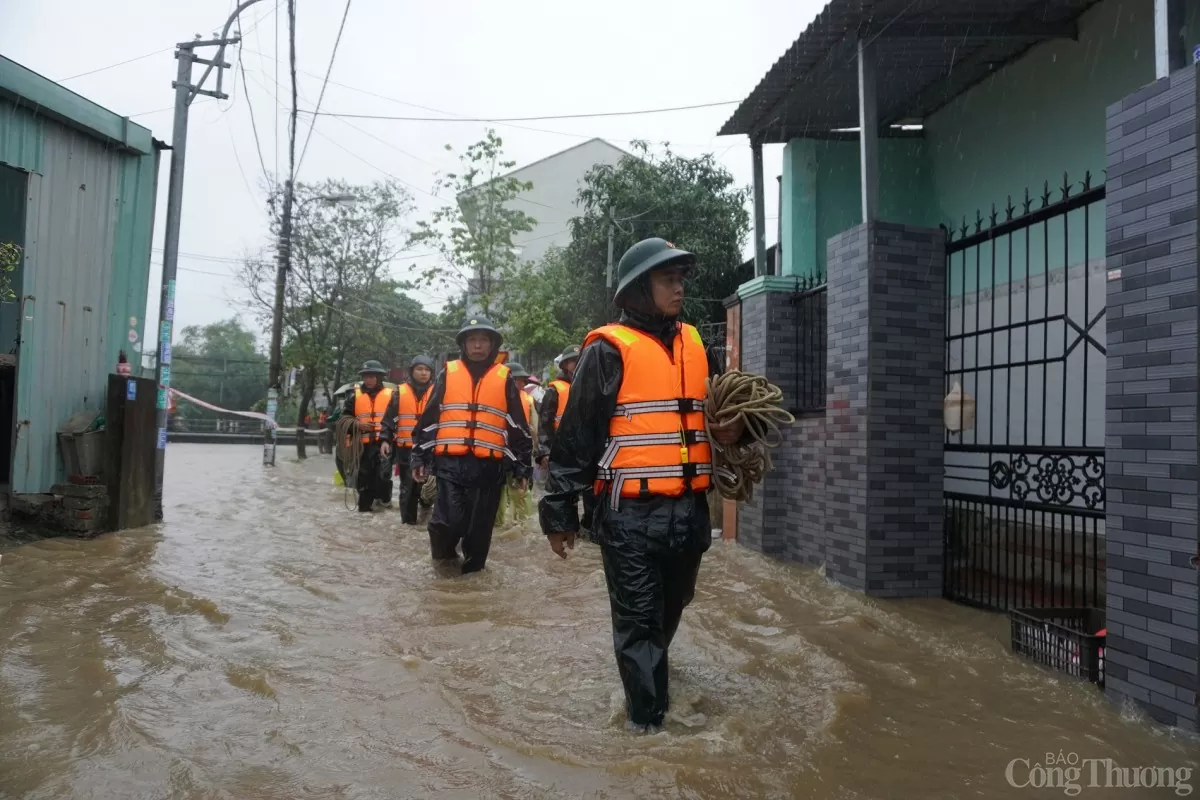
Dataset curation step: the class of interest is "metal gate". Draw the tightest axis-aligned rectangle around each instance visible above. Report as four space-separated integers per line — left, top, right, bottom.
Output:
943 174 1106 612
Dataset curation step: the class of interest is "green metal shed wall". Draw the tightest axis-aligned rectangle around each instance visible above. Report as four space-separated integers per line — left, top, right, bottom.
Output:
0 100 158 494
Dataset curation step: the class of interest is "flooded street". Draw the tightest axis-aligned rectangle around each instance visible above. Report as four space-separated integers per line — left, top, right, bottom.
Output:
0 445 1196 798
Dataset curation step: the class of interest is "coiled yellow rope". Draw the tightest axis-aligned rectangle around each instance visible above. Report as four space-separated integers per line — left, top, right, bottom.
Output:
420 474 437 505
335 416 362 499
704 370 796 503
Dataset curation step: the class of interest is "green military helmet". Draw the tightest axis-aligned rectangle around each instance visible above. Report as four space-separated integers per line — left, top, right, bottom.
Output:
359 359 387 376
508 362 530 379
456 315 502 348
557 344 582 367
614 237 696 303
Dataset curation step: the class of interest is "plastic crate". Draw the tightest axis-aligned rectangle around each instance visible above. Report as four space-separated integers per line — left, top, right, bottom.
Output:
1009 607 1106 687
58 429 105 479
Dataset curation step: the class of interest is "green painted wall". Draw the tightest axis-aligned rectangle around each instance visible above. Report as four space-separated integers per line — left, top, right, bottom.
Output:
780 138 937 278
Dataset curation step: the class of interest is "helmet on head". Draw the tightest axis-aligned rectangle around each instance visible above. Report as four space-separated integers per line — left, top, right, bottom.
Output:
409 354 435 371
508 362 530 379
557 344 582 367
359 359 387 376
614 237 695 304
457 315 502 350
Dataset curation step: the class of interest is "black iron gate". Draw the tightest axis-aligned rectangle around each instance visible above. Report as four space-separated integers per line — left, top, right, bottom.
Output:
943 174 1106 612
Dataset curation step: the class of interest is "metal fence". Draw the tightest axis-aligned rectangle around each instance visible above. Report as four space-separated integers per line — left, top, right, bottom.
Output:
790 277 827 414
942 173 1107 612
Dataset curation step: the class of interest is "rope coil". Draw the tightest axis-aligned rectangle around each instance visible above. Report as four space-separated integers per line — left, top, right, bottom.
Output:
335 416 363 491
703 370 796 503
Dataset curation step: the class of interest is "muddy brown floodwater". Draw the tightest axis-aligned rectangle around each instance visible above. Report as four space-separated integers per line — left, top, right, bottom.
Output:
1 444 1197 799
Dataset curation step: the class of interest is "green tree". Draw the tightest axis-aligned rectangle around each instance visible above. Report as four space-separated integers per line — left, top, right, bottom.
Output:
240 179 415 458
171 319 267 424
408 129 537 325
0 242 19 300
504 246 591 356
561 141 751 326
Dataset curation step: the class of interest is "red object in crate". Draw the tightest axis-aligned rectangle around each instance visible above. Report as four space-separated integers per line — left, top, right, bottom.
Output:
68 475 102 485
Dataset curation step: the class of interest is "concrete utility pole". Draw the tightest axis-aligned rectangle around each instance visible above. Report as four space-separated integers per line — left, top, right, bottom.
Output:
264 0 299 468
154 0 264 520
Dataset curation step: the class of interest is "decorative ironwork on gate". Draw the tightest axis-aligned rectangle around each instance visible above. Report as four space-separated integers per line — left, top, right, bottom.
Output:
942 173 1107 612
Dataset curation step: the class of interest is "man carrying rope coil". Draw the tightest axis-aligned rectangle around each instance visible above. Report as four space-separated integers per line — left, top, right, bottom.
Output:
342 360 400 512
410 317 533 574
538 237 745 734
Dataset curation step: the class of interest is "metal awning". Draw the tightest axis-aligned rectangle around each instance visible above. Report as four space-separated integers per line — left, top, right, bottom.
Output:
719 0 1104 142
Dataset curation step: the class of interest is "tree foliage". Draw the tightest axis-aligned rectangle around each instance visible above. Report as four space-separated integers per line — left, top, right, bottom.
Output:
504 142 750 364
0 242 19 301
408 129 537 325
171 319 266 420
239 178 421 456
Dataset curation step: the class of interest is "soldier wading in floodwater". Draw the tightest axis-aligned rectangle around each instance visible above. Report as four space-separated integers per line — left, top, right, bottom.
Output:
410 317 533 574
539 237 744 733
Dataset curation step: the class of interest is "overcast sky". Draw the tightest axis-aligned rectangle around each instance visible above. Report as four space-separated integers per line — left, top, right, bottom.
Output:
2 0 823 350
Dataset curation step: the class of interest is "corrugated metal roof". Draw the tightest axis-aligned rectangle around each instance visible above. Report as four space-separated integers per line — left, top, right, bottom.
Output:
0 55 153 155
718 0 1104 141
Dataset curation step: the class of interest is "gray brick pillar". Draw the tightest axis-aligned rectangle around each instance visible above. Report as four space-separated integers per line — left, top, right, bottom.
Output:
825 222 946 596
1104 65 1200 732
734 286 796 556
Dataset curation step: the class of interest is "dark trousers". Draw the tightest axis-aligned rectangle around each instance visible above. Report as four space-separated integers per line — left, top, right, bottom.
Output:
601 542 703 726
428 478 504 574
581 490 597 531
356 443 393 512
395 452 420 524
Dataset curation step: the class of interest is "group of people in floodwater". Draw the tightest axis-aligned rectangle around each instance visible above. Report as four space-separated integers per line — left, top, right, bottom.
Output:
337 238 744 733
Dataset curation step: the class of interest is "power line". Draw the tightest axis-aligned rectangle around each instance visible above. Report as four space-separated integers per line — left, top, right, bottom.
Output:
238 52 725 147
237 40 272 185
57 48 173 82
296 0 353 174
299 100 740 123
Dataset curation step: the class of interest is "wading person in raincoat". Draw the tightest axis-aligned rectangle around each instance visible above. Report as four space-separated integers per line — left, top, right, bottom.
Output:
537 344 599 529
538 238 743 733
410 317 533 574
496 362 538 525
393 355 435 525
343 360 400 512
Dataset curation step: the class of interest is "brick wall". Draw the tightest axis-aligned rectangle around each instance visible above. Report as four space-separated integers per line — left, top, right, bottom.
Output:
735 222 945 597
1103 65 1200 732
863 224 946 597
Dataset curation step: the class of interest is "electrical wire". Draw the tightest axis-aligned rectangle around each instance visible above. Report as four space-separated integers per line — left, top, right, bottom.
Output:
300 100 741 123
238 40 272 185
57 48 173 82
296 0 353 174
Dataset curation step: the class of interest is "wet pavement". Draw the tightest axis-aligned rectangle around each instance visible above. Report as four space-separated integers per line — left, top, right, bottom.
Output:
0 444 1196 799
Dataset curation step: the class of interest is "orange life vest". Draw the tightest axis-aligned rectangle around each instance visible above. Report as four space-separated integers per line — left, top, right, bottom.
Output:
584 323 712 508
354 385 395 444
394 382 429 448
423 360 513 460
549 379 570 427
520 391 536 426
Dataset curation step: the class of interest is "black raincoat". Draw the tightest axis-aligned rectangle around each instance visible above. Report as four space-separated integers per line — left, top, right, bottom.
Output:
538 307 724 727
342 381 400 512
394 377 433 524
538 373 597 531
410 354 533 573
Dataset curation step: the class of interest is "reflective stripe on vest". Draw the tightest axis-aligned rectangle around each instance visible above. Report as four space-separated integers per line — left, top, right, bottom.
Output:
549 379 570 426
584 322 712 509
422 360 513 460
354 385 395 444
394 383 429 447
